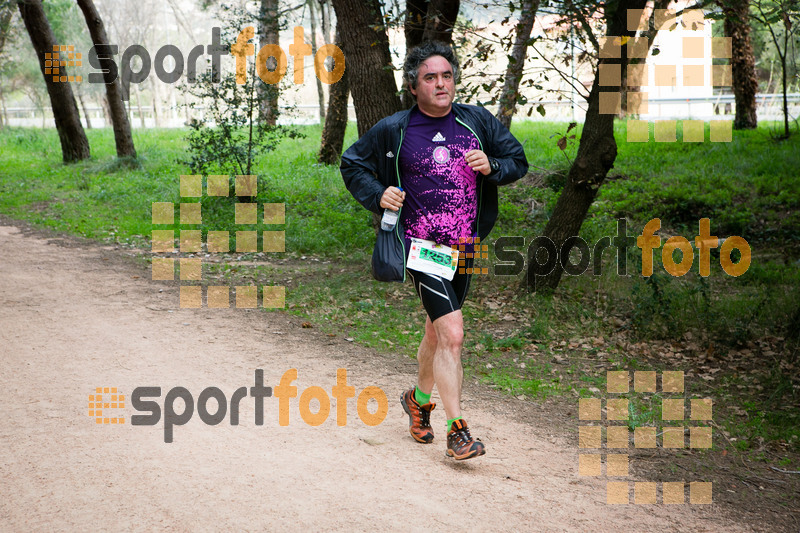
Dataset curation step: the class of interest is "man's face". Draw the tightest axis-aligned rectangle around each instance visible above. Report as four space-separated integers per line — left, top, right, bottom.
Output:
409 55 455 117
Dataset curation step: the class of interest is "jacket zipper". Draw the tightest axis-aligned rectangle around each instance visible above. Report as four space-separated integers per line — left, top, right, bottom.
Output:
394 127 406 282
455 117 484 244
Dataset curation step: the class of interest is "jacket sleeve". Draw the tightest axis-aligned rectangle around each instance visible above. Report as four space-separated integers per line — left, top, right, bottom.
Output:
480 107 529 186
340 123 389 215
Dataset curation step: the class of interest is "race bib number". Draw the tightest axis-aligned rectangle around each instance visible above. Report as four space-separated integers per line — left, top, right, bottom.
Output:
407 238 458 281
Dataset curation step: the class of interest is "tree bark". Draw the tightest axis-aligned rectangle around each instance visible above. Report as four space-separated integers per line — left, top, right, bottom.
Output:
99 93 111 126
720 0 758 129
319 0 332 43
528 0 647 292
17 0 90 162
76 91 91 129
135 85 145 128
318 26 349 164
330 0 401 136
0 5 14 58
421 0 460 44
320 0 335 43
401 0 460 108
150 76 161 128
621 0 670 116
405 0 427 49
496 0 540 130
0 89 7 128
780 24 789 138
76 0 137 157
308 0 326 123
258 0 280 126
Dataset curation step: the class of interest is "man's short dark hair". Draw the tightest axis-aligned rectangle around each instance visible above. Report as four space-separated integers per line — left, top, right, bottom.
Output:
402 41 460 90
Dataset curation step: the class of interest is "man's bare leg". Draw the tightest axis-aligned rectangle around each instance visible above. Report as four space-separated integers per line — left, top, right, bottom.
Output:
430 310 484 459
407 309 484 458
415 316 437 396
430 310 464 420
400 316 439 444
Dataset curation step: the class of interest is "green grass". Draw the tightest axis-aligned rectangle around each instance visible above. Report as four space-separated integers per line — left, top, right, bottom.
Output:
480 367 564 400
597 121 800 242
1 121 798 457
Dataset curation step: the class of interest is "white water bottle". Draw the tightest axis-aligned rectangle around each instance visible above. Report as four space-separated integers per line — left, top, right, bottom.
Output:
380 187 402 231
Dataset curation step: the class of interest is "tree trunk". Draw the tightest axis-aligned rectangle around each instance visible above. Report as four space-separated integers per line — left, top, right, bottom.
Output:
76 0 137 157
0 87 7 128
780 11 792 139
76 91 91 129
0 5 14 59
318 26 349 164
258 0 280 126
0 4 12 129
319 0 332 43
308 0 326 123
330 0 401 136
720 0 758 129
150 75 161 128
528 0 647 292
405 0 426 49
99 94 111 126
135 85 145 128
421 0 460 44
17 0 90 162
401 0 428 108
401 0 460 108
496 0 540 130
621 0 670 116
781 33 788 138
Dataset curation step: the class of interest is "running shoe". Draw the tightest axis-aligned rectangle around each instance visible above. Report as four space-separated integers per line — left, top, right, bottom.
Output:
446 419 485 460
400 388 435 443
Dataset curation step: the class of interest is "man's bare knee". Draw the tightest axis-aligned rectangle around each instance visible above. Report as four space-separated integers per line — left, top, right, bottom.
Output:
433 313 464 352
423 317 438 347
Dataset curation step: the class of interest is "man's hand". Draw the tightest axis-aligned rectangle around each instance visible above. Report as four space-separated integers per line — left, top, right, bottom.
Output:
465 149 491 175
380 186 406 210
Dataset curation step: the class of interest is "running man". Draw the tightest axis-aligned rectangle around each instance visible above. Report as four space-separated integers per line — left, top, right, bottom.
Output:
340 42 528 460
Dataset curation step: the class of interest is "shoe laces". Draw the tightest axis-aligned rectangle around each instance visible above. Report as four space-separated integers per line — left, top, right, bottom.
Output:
418 405 432 428
452 425 472 446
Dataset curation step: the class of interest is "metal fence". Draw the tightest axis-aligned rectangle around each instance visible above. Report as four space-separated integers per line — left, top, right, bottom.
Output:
3 94 798 128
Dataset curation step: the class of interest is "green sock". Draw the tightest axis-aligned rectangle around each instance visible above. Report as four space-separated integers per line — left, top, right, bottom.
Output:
447 416 463 432
414 387 431 405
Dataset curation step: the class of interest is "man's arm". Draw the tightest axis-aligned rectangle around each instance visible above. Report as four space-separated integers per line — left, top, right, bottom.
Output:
480 108 529 186
340 125 389 215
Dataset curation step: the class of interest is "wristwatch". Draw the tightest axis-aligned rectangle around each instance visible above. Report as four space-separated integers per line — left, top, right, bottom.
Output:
489 157 500 174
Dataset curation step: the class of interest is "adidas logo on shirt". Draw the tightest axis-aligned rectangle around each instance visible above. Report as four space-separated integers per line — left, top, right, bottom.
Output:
386 151 394 158
432 132 445 142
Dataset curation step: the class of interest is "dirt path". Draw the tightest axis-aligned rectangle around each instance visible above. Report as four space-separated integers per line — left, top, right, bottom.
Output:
0 224 755 532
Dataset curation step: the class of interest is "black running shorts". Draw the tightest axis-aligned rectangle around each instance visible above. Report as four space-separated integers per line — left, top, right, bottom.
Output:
407 258 473 322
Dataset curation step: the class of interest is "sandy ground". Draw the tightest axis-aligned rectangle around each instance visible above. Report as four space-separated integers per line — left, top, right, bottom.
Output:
0 224 757 532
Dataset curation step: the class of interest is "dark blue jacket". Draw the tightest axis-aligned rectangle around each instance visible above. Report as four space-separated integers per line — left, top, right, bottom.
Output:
340 102 529 280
